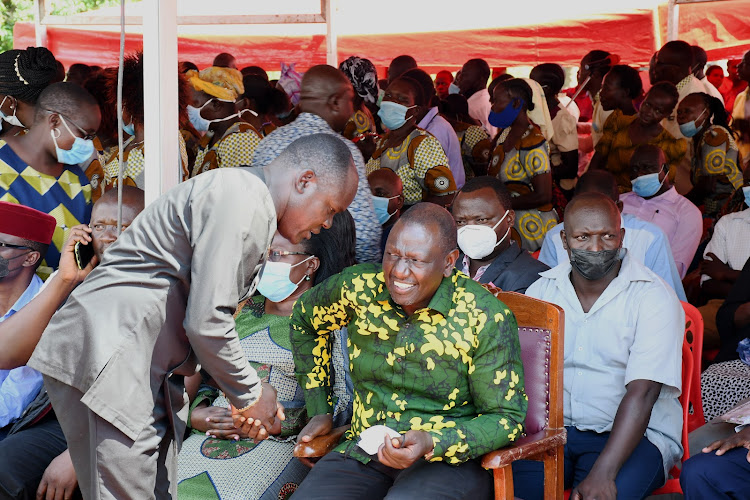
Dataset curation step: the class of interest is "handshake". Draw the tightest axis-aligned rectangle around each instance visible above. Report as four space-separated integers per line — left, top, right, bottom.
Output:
191 381 285 442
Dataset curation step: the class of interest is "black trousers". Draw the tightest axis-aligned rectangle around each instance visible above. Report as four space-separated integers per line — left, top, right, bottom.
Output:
0 412 68 500
290 452 493 500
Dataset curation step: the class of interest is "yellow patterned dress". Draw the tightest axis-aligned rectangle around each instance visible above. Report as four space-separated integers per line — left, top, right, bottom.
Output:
103 134 189 190
488 125 558 252
595 109 688 193
343 107 376 140
0 139 92 277
365 128 457 205
691 124 743 217
452 122 492 180
191 122 263 178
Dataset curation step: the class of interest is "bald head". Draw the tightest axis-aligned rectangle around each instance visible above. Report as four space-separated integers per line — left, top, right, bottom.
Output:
300 65 352 101
564 192 621 234
96 185 145 213
272 134 357 188
396 202 457 256
91 186 145 260
630 144 665 171
575 170 619 202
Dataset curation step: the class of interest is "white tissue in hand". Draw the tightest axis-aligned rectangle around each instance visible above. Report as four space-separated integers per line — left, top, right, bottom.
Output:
357 425 401 455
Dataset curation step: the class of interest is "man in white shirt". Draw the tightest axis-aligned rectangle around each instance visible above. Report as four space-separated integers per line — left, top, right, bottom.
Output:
652 40 708 140
699 205 750 349
457 58 496 137
691 45 725 105
514 192 684 500
621 145 701 278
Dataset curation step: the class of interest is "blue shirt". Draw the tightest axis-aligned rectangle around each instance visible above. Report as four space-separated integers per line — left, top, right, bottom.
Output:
0 275 44 427
526 252 684 479
538 213 687 301
251 113 382 263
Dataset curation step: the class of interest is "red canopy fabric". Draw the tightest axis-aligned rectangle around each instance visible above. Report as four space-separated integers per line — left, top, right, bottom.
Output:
13 0 750 72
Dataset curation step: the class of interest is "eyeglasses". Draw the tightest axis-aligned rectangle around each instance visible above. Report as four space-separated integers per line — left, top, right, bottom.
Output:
0 242 31 250
45 109 96 141
267 249 312 262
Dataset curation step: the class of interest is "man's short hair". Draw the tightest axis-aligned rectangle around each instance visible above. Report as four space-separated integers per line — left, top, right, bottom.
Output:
564 192 621 235
401 68 436 107
575 170 619 202
388 55 417 81
465 58 491 83
608 65 643 99
274 134 355 187
35 82 98 124
459 176 513 211
399 203 457 256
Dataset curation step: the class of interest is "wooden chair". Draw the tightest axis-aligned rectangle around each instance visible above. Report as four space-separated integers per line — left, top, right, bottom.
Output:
293 288 567 500
481 288 566 500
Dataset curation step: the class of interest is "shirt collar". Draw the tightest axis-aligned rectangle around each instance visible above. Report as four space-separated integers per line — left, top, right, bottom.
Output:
0 274 43 322
417 107 439 129
295 112 333 129
540 249 653 285
676 75 694 92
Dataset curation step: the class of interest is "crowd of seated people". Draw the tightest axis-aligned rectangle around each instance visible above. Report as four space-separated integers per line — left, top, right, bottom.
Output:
1 39 750 500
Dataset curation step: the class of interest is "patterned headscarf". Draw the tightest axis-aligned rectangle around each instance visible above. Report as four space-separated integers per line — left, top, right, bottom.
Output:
189 66 244 101
339 56 378 105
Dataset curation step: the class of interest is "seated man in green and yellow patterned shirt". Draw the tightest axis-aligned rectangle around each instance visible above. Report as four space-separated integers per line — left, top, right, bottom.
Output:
289 203 527 500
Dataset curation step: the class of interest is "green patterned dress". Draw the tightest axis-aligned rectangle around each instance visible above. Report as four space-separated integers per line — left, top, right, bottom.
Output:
177 296 351 500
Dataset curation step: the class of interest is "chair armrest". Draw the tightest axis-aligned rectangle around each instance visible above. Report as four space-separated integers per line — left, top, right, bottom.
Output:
481 428 567 469
293 425 350 458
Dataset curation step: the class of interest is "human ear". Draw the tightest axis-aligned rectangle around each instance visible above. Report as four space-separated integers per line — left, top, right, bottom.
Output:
507 210 516 228
395 194 405 211
307 256 321 275
22 251 42 268
444 248 460 276
560 230 569 251
295 170 317 193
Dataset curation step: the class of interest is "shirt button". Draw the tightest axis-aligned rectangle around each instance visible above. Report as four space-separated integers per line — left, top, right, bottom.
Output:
583 319 588 323
397 357 403 362
578 371 583 375
404 323 411 328
578 346 583 351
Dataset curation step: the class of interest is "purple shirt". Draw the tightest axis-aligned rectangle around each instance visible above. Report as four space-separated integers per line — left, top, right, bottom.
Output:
418 107 465 188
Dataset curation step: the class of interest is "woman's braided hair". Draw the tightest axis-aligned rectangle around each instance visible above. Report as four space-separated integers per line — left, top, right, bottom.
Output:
0 47 59 104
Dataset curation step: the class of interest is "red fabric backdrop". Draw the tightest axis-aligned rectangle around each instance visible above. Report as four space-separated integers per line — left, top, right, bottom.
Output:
13 0 750 72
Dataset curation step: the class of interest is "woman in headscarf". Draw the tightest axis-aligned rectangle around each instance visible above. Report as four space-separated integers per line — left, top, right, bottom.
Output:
339 56 379 140
487 78 557 252
0 47 59 138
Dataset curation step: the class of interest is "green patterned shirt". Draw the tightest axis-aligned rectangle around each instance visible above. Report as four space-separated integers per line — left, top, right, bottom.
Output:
290 263 527 465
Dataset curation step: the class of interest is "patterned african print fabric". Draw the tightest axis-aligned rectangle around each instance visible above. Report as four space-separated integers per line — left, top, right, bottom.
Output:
0 140 91 277
80 136 115 203
252 112 382 264
691 124 743 217
177 295 352 500
291 263 528 466
595 109 688 193
488 125 558 252
343 108 376 140
103 134 189 190
191 122 262 178
366 127 457 205
453 121 491 180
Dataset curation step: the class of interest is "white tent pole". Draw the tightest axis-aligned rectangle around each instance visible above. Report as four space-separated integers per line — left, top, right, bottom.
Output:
142 0 179 206
667 0 679 41
325 0 338 67
33 0 48 47
652 6 662 53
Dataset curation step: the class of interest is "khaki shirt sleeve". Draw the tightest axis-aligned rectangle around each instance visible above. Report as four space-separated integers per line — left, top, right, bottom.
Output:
183 174 274 409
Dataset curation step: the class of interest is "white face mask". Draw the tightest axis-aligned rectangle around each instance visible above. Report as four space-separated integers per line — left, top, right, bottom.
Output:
0 95 24 128
457 210 510 260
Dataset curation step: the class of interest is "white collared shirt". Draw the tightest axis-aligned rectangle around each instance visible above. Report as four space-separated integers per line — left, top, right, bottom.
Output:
701 208 750 283
526 252 684 478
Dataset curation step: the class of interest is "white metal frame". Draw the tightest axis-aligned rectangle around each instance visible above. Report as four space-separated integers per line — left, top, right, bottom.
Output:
33 0 338 204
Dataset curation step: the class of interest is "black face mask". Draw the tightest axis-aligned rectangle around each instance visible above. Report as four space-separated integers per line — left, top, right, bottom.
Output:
0 251 31 279
570 248 625 281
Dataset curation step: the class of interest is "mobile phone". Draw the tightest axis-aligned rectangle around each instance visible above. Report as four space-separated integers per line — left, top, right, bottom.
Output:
74 240 95 270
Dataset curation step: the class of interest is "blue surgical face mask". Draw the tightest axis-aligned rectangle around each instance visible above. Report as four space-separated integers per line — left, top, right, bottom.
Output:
122 119 135 136
0 95 25 128
51 115 95 165
372 194 399 225
256 256 313 302
448 82 461 95
187 98 215 133
488 98 524 129
679 108 707 138
742 186 750 209
378 101 417 131
631 168 666 198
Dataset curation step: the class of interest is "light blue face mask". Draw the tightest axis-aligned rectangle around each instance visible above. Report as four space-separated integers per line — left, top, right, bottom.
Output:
631 168 666 198
51 115 95 165
448 82 461 95
742 186 750 208
256 256 313 302
377 101 417 131
122 119 135 136
372 195 399 225
678 108 707 138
